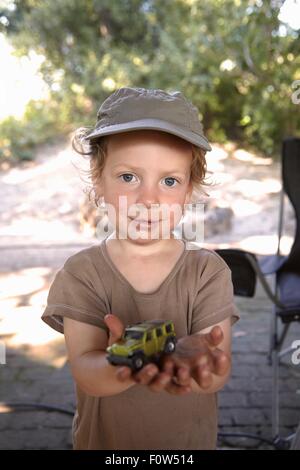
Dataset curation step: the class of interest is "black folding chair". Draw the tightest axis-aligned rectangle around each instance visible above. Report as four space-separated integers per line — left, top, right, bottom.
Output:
215 137 300 449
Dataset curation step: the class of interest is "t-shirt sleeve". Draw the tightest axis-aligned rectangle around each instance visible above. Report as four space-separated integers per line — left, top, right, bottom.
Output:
190 251 240 334
41 259 109 335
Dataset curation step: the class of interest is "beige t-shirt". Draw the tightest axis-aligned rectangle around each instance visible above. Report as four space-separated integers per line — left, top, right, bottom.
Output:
41 238 239 450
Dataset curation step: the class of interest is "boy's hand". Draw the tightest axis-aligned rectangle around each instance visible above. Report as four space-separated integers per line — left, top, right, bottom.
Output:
160 326 231 391
104 314 125 347
104 314 191 395
128 328 230 394
104 315 230 393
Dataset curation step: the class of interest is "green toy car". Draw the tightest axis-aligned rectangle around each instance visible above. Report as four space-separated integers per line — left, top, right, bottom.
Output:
106 319 177 371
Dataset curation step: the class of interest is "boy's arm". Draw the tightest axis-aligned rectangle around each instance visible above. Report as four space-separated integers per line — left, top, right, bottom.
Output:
63 317 136 398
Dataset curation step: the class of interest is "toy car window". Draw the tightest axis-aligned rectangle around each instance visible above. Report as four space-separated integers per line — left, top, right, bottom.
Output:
146 332 152 341
156 328 162 337
124 330 143 340
166 324 171 333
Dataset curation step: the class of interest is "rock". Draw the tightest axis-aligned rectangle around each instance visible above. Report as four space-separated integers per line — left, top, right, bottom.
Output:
204 206 234 237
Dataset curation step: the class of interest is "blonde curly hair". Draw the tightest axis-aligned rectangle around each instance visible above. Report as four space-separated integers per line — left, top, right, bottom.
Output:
72 127 210 207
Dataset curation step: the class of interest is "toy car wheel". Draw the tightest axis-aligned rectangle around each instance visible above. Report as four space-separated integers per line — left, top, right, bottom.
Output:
132 354 145 371
106 356 116 366
164 338 176 354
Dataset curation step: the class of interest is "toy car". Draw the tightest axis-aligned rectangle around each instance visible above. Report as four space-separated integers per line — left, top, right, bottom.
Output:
106 319 177 371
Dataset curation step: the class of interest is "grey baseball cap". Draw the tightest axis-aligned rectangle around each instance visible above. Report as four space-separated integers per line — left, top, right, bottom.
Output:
84 87 212 151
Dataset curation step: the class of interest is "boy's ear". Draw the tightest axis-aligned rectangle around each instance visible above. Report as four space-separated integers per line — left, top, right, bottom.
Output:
91 171 104 201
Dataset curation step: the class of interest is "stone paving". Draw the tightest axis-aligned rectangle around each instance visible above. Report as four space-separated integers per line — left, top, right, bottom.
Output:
1 245 300 450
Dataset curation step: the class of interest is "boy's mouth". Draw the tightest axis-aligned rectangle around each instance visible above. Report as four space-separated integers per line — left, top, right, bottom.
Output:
128 217 163 227
129 218 161 224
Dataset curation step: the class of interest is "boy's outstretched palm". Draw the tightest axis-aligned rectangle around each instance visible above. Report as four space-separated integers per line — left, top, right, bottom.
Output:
161 326 231 392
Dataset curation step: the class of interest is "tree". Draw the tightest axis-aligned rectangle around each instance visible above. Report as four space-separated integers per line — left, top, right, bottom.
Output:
1 0 299 156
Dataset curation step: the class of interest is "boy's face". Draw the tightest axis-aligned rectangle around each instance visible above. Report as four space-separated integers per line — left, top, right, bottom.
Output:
99 130 193 242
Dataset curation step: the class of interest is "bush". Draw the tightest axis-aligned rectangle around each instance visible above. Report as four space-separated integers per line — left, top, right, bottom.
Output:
0 98 71 164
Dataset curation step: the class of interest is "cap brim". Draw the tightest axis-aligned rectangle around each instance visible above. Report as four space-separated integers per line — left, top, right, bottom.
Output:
84 118 212 151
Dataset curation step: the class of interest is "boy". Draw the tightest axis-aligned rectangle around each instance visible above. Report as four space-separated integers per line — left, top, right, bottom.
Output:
42 87 239 449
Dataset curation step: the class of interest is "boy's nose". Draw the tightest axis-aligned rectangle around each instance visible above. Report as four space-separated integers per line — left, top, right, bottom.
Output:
136 186 160 209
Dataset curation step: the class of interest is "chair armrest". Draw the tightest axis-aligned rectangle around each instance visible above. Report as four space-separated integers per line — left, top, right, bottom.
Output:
215 248 285 308
215 248 257 298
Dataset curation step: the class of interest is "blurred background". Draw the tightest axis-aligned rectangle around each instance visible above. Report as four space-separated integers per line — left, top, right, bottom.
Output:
0 0 300 450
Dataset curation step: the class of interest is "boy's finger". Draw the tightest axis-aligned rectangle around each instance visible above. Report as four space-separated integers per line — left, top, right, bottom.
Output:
133 364 160 385
161 358 175 376
174 366 191 386
204 326 224 348
194 352 213 371
211 349 231 376
104 314 125 346
148 372 172 393
116 366 132 381
194 365 213 389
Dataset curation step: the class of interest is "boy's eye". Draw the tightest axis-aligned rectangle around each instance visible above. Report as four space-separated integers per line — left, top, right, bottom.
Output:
119 173 137 183
163 177 179 187
119 174 179 186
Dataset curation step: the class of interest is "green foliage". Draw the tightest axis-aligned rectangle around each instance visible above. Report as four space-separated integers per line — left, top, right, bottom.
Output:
0 0 299 161
0 99 69 162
